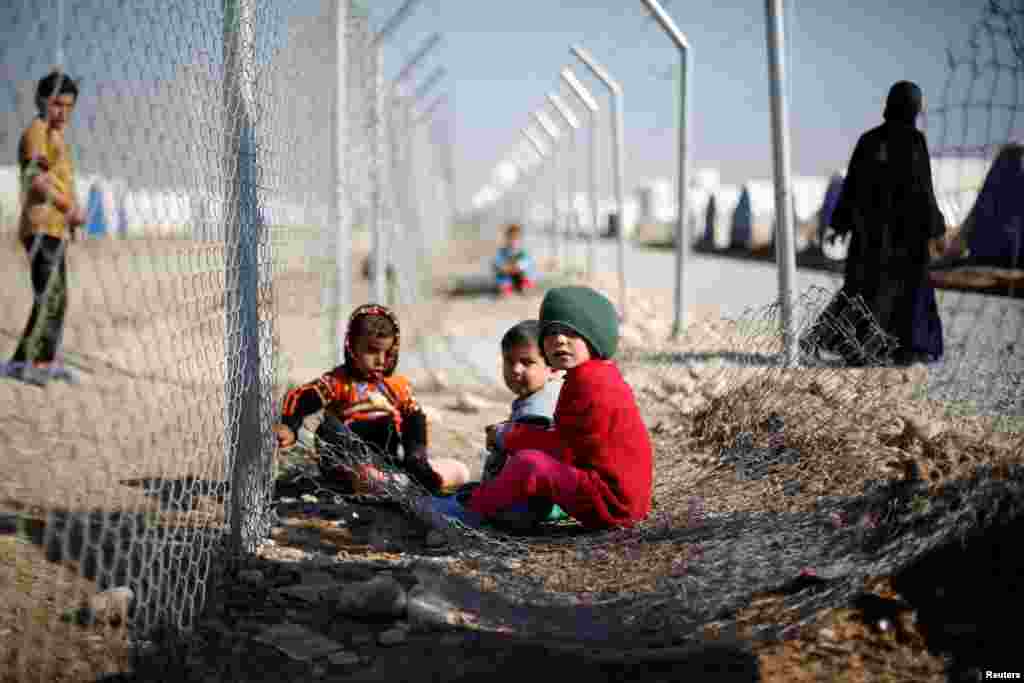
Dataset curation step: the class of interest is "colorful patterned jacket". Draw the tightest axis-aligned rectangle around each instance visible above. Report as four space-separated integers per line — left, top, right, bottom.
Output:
279 304 428 460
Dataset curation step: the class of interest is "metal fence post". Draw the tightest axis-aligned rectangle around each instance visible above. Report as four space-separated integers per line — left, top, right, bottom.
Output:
533 109 562 270
224 0 267 555
765 0 799 366
571 46 627 319
371 44 387 304
332 0 350 362
640 0 691 338
561 67 600 279
369 2 427 306
548 92 580 273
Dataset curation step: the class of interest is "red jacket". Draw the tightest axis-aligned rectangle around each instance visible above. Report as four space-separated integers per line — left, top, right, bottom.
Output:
502 359 653 528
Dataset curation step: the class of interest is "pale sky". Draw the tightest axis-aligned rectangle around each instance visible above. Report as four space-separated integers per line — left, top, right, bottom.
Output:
368 0 998 210
2 0 1012 213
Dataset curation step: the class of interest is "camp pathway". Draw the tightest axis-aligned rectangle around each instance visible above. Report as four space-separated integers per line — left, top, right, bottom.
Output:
409 234 1024 421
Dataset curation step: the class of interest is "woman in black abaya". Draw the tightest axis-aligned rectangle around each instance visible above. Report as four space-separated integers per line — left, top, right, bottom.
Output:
804 81 947 366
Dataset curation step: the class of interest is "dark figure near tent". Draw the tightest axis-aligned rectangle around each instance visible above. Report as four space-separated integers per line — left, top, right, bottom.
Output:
803 81 947 366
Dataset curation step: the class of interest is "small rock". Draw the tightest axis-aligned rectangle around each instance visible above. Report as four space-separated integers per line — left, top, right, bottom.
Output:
330 575 407 619
406 586 463 631
440 633 465 647
900 413 944 443
238 569 265 585
453 392 487 414
300 570 336 585
89 586 134 625
427 370 450 392
328 650 362 667
301 494 319 504
662 375 697 396
350 632 374 646
377 627 407 646
819 627 837 640
425 530 448 548
779 449 800 465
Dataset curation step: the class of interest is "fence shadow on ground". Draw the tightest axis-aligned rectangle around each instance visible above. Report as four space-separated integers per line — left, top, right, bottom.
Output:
105 467 1024 682
4 505 225 631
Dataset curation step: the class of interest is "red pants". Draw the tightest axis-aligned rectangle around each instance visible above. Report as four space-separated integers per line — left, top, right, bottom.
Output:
466 449 581 519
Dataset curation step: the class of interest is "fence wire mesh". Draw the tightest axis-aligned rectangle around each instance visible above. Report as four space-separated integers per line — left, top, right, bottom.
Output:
0 0 457 681
387 5 1024 672
237 0 1023 674
3 0 1024 681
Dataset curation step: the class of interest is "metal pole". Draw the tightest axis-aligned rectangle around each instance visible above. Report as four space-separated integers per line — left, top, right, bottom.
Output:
547 93 580 274
372 46 387 304
640 0 691 338
332 0 350 363
533 110 562 270
414 66 446 102
560 67 600 279
523 128 549 258
369 1 428 305
765 0 799 367
571 45 627 319
223 0 266 555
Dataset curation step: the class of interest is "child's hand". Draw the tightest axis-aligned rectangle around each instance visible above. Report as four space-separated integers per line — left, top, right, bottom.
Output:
273 423 296 449
68 206 87 227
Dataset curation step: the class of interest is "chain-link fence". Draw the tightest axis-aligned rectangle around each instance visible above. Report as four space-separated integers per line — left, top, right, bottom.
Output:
244 1 1023 677
0 1 458 680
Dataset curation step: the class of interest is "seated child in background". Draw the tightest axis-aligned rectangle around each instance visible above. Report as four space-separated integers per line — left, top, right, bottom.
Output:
435 286 654 530
493 223 536 296
272 304 469 496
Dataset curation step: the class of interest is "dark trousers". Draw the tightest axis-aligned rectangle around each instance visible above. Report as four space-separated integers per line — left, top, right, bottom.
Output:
11 234 67 364
315 414 402 481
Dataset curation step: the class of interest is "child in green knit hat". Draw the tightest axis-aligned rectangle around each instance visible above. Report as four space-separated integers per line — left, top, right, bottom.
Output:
431 286 653 530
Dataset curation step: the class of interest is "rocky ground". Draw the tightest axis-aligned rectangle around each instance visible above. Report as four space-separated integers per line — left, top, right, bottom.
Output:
2 232 1023 682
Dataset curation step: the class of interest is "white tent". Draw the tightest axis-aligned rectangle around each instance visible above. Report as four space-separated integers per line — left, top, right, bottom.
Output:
0 165 20 232
703 184 741 249
121 189 159 238
596 196 639 238
931 156 991 229
635 178 674 224
634 172 717 245
791 175 831 224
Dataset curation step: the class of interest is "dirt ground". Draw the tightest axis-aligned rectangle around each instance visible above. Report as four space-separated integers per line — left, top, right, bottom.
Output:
2 229 1023 682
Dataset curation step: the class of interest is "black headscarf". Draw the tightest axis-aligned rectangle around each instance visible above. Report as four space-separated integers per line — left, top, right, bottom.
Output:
882 81 923 126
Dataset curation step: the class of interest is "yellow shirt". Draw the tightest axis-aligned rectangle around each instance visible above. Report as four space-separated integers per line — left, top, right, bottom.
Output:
18 118 76 241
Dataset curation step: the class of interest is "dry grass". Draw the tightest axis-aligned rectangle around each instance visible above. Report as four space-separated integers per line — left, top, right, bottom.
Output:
3 228 1023 680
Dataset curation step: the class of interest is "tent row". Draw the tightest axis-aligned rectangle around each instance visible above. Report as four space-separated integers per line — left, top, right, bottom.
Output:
0 166 323 240
629 153 1009 259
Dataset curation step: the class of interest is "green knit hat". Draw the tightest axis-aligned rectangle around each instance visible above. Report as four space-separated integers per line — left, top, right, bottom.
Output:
539 286 620 360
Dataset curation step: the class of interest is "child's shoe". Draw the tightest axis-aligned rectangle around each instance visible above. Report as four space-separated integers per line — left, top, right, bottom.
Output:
497 282 514 297
518 277 536 292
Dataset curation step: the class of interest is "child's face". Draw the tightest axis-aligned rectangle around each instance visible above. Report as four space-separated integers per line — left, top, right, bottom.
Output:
542 324 593 371
351 334 395 379
502 341 552 398
44 93 75 131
